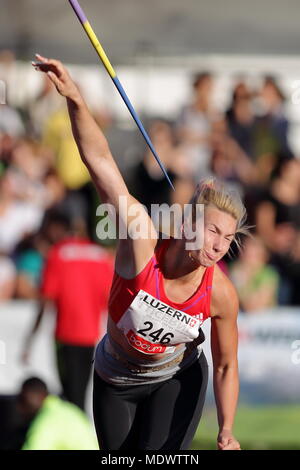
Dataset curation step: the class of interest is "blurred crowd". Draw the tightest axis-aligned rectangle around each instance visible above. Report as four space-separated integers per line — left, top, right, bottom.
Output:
131 71 300 309
1 50 299 312
1 48 300 449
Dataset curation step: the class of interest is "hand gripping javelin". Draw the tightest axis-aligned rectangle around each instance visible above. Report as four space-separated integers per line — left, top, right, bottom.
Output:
68 0 174 190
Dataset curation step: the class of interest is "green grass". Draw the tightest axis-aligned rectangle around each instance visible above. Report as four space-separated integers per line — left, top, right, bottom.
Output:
191 405 300 450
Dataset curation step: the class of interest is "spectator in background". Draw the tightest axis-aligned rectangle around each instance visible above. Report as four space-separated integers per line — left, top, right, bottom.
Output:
230 236 279 313
210 115 257 188
225 80 285 187
261 76 292 154
0 83 25 138
254 76 293 160
176 72 217 181
41 100 98 238
288 232 300 305
0 255 16 300
22 212 114 410
15 207 89 300
42 107 90 190
255 158 300 304
43 168 90 235
15 233 47 299
17 377 98 450
0 50 25 138
0 171 43 255
28 74 63 139
226 80 256 159
255 158 300 251
7 137 49 208
0 132 15 171
0 105 25 138
130 118 194 235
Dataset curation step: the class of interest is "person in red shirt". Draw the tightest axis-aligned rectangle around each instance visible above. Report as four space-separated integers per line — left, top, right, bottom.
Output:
23 213 114 411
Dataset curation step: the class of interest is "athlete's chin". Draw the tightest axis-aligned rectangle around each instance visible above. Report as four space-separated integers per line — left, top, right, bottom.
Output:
200 259 216 267
199 251 222 267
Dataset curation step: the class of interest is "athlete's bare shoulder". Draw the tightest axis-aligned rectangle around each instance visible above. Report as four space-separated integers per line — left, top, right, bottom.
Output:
210 263 239 320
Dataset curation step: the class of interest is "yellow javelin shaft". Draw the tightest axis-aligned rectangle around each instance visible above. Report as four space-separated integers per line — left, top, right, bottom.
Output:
68 0 175 190
82 21 116 78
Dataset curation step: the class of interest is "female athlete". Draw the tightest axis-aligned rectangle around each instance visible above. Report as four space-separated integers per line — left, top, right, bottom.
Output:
33 54 243 451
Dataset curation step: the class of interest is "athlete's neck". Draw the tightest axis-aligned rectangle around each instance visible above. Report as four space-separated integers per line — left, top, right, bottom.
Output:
161 238 205 282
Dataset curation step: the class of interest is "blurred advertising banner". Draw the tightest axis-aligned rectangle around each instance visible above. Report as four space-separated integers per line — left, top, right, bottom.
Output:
0 302 299 405
202 308 300 404
0 301 60 395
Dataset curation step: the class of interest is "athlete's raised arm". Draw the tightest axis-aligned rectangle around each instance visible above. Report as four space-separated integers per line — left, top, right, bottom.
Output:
32 55 157 276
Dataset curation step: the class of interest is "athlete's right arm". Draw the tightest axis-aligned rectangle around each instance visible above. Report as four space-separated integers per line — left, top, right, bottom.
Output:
32 55 158 275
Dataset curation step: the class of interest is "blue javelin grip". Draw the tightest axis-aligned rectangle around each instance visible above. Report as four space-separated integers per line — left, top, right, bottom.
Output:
112 77 175 191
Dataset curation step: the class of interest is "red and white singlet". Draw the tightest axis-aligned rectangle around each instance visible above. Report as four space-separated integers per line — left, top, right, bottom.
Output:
109 239 214 355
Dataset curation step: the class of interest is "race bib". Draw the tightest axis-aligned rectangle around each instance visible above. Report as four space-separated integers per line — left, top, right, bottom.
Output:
117 290 203 355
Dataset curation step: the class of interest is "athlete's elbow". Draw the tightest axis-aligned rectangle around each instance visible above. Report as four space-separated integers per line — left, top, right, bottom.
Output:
213 359 238 375
80 147 112 174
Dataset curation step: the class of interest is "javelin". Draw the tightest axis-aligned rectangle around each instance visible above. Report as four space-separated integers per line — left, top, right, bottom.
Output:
68 0 174 190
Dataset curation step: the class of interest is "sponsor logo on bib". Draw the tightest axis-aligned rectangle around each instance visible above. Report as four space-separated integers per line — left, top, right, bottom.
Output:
117 290 203 355
126 330 169 354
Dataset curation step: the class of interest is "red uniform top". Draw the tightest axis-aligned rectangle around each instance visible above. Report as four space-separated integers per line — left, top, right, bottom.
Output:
109 239 214 355
41 238 114 346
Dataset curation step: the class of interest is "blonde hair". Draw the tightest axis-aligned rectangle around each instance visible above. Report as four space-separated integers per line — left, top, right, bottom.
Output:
190 177 251 250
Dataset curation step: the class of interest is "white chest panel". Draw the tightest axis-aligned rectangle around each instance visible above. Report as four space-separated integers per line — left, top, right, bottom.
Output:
117 289 203 355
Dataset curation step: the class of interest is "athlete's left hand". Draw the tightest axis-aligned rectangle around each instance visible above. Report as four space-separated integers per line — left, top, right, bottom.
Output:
217 429 241 450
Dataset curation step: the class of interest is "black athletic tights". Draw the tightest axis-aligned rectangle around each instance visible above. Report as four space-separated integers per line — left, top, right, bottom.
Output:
93 352 208 450
56 341 94 411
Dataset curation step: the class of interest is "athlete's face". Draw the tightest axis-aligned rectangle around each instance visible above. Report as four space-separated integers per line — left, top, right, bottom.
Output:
189 206 237 267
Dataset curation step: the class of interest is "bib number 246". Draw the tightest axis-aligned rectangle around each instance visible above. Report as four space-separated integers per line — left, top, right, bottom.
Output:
137 321 174 344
